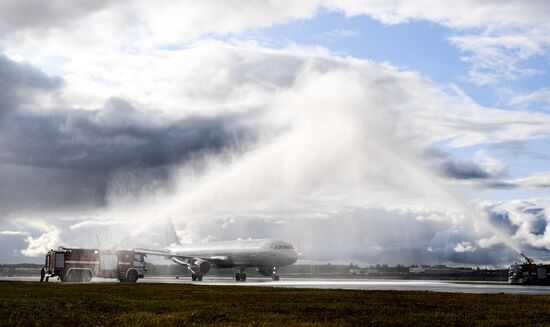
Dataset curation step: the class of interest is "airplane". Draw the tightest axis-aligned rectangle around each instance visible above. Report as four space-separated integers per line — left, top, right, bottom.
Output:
135 219 299 282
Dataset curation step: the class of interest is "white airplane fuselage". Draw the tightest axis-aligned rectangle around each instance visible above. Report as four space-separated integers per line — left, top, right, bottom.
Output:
136 222 298 281
167 238 298 270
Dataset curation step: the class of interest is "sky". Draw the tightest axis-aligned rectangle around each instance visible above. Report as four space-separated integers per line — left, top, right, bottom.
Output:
1 0 550 266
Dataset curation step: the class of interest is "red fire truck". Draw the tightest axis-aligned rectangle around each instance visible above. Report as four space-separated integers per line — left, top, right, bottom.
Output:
508 253 550 285
45 247 147 282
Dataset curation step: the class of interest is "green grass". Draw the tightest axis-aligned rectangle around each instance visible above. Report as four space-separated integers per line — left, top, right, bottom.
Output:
2 282 550 326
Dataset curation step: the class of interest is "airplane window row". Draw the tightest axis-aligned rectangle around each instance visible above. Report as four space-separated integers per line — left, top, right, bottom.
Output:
274 245 293 250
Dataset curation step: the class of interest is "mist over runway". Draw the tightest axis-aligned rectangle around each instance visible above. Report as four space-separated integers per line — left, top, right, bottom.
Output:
3 277 550 295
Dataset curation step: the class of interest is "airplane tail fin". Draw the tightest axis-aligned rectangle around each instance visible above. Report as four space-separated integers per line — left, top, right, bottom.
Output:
95 233 102 249
164 218 180 247
297 242 303 256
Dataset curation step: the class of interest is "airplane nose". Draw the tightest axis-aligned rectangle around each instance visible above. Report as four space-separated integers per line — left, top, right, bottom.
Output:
290 250 298 263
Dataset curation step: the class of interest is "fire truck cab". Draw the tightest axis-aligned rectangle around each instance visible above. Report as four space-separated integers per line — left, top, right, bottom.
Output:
45 247 147 283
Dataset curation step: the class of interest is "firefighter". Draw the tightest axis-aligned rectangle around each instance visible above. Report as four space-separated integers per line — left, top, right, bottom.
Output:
45 269 52 282
40 266 45 282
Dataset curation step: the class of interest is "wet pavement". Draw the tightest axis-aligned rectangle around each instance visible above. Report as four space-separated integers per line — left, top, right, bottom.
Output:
4 276 550 294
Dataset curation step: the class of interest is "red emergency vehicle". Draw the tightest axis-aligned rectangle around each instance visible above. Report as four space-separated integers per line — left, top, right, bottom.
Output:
44 247 147 282
508 253 550 285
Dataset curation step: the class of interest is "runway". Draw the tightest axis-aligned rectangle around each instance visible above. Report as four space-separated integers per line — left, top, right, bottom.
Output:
4 276 550 294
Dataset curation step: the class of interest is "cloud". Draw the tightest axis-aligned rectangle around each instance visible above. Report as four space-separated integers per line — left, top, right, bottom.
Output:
462 172 550 191
0 54 263 215
327 0 550 83
0 98 256 172
0 231 28 236
510 87 550 108
453 241 476 253
425 147 550 192
429 149 515 186
0 0 111 35
1 34 550 265
480 200 548 249
3 0 546 40
438 160 492 180
324 0 550 28
0 54 61 117
0 100 258 214
509 174 550 190
0 0 319 48
20 225 60 257
1 1 548 85
9 41 550 148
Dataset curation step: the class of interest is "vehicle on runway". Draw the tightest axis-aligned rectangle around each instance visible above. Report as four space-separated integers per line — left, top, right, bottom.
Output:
44 247 147 282
508 252 550 285
136 220 298 282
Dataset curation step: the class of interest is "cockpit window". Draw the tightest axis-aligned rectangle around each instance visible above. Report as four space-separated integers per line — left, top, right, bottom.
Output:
274 245 294 250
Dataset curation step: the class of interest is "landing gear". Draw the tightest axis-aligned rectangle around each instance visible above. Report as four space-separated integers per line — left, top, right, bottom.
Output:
191 273 203 281
272 267 280 282
235 269 247 282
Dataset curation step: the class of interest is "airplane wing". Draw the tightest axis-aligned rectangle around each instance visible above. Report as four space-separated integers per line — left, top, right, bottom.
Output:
133 248 227 265
133 248 187 259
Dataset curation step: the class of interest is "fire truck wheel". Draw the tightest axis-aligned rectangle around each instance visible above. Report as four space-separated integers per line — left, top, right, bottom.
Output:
65 270 79 282
82 271 92 283
127 270 139 283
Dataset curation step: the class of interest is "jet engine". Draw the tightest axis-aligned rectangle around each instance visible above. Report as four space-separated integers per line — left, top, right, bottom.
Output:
256 266 273 276
188 259 211 275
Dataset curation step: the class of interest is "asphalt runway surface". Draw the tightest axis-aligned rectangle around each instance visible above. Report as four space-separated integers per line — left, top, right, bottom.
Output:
3 276 550 294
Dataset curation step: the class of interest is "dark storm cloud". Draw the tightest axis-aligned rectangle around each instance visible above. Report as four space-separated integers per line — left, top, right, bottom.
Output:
0 53 263 217
439 159 491 180
0 97 255 172
0 54 259 215
0 164 107 215
423 148 544 190
424 147 550 190
0 100 258 214
424 148 495 181
0 54 62 116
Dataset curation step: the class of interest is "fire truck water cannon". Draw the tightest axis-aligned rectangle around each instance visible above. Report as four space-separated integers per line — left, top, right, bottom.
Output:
520 252 534 264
